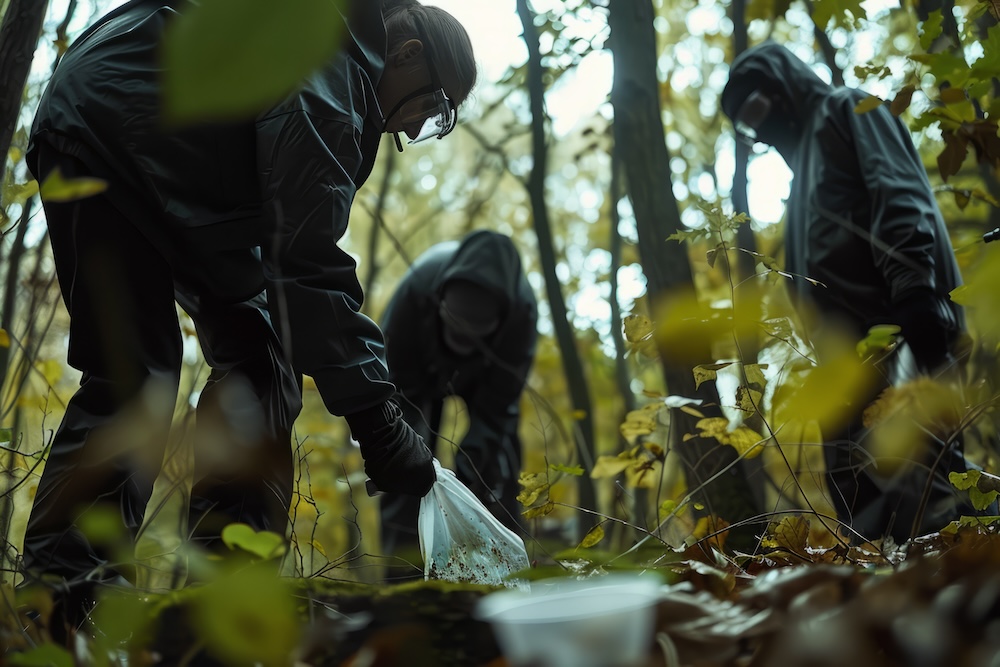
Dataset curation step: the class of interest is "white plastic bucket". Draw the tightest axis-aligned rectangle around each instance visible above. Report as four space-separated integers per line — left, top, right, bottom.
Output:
475 573 663 667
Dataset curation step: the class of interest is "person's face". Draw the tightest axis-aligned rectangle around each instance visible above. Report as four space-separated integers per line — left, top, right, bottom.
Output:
733 88 800 161
437 285 501 357
378 36 457 146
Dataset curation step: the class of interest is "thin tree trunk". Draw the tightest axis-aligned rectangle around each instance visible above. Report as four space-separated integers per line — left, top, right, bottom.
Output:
609 150 636 417
0 0 49 182
516 0 597 536
609 0 761 549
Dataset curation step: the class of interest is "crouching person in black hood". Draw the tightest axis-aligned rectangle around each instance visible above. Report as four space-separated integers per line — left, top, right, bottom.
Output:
377 230 538 573
21 0 476 639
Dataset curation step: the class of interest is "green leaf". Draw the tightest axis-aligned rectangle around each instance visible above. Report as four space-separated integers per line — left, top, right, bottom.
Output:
919 10 944 51
221 523 287 560
908 52 972 89
854 95 884 114
39 167 107 203
192 564 300 666
549 463 584 476
8 644 74 667
812 0 865 30
950 470 1000 510
856 324 901 358
162 0 346 124
971 24 1000 81
3 179 39 206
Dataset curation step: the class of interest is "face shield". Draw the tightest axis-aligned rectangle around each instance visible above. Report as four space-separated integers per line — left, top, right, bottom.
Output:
733 90 773 146
384 13 459 152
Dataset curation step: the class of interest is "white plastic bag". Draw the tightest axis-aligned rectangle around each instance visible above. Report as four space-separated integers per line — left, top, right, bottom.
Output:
418 459 530 588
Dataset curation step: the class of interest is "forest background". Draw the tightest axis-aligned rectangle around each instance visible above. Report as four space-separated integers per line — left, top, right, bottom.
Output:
1 0 1000 597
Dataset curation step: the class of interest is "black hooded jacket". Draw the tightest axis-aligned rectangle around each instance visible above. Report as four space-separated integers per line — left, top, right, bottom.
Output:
26 0 395 416
721 42 964 341
380 230 538 452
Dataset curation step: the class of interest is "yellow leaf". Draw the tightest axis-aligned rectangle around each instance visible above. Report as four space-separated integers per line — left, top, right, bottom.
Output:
658 500 678 522
4 179 39 206
773 351 878 437
622 313 658 357
40 166 108 203
590 454 632 479
625 459 662 489
0 329 9 348
623 313 654 343
36 358 63 387
516 472 549 506
866 378 964 474
735 385 764 415
577 524 605 549
619 403 663 444
653 288 763 365
694 417 767 459
522 501 554 519
743 363 768 387
773 515 809 553
310 540 327 558
854 95 884 114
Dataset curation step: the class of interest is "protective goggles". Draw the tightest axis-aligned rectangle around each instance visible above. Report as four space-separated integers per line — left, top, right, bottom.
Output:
733 90 772 146
385 15 458 151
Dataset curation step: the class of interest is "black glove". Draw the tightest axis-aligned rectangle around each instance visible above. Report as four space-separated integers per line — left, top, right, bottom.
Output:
892 288 959 373
345 400 436 497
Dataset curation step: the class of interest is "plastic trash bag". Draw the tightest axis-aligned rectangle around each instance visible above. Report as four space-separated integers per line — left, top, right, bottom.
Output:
418 459 529 588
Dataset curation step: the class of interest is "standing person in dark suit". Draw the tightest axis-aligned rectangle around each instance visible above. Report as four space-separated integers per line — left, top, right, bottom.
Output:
721 41 972 543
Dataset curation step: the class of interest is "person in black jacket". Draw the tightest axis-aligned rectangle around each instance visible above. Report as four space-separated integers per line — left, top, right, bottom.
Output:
378 230 538 563
721 41 971 543
22 0 475 632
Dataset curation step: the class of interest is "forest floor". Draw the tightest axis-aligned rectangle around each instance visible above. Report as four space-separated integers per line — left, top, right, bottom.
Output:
3 523 1000 666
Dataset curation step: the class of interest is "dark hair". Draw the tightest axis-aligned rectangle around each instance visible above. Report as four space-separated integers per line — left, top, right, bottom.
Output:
383 0 477 107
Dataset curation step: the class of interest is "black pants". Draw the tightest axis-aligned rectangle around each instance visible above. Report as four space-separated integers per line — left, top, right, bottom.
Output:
22 150 301 586
822 363 971 544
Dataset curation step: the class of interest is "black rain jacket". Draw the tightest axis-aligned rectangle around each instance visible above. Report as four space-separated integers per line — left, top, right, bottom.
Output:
721 42 964 340
27 0 394 416
380 230 538 456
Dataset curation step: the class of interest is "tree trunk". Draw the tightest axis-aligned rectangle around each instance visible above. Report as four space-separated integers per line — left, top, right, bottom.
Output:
516 0 597 536
608 0 761 548
0 0 49 182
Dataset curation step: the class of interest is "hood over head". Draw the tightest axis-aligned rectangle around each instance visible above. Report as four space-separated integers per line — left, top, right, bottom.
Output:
721 41 831 158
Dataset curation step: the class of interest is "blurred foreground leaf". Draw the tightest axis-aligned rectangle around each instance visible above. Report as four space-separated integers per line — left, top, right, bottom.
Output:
162 0 345 124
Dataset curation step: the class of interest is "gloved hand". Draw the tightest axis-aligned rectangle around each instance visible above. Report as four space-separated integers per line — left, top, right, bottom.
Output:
345 400 436 497
891 288 959 373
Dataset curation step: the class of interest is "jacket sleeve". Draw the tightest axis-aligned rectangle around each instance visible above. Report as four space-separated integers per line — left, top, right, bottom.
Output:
462 306 538 450
847 100 944 299
256 105 394 417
